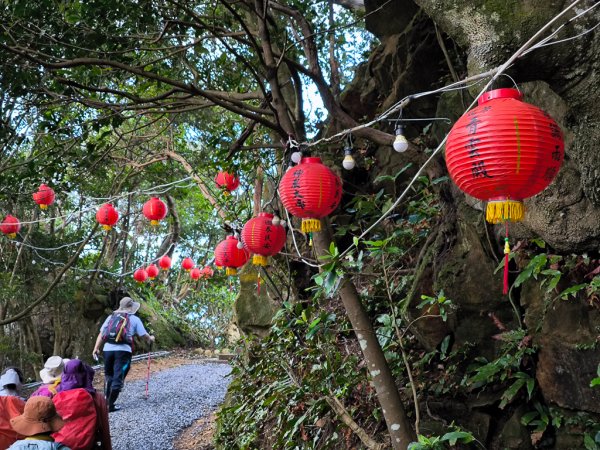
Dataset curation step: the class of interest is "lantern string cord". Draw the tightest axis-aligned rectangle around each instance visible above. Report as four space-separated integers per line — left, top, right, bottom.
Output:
302 0 594 150
522 0 600 54
330 0 589 263
9 177 195 226
284 208 321 268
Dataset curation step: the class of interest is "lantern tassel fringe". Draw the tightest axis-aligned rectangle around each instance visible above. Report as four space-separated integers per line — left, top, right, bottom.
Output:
150 219 159 226
252 255 268 266
301 218 321 233
40 204 48 210
486 200 524 224
226 267 237 276
102 225 112 231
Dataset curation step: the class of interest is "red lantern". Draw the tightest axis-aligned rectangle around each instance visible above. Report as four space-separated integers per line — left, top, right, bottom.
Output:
181 257 195 272
215 171 240 194
278 157 342 234
159 255 172 270
0 215 21 239
241 212 286 266
190 267 202 280
96 204 119 231
143 197 168 226
214 236 249 276
202 266 214 278
32 184 55 210
446 88 565 293
133 268 148 283
446 88 564 223
146 264 159 280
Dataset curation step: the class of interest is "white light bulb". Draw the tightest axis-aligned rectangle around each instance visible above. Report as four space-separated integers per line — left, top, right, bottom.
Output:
237 240 244 249
272 216 280 226
393 129 409 153
342 154 355 170
280 220 287 228
291 151 302 164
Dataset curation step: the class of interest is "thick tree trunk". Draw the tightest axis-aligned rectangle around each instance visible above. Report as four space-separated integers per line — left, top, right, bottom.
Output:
312 228 415 449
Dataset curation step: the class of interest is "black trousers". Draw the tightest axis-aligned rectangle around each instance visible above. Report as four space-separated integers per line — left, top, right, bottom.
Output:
103 350 132 394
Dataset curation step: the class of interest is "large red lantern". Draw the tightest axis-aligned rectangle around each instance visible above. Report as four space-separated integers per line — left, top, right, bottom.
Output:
146 264 159 280
190 267 202 280
214 236 249 276
133 268 148 283
143 197 168 226
96 204 119 231
201 266 214 278
158 255 172 270
215 171 240 194
0 215 21 239
181 257 195 272
278 157 342 235
446 88 565 293
241 212 286 266
32 184 55 210
446 88 564 223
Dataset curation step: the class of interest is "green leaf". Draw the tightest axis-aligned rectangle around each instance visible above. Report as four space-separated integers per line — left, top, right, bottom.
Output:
441 431 474 445
499 378 526 409
559 284 586 299
353 236 359 247
584 433 597 450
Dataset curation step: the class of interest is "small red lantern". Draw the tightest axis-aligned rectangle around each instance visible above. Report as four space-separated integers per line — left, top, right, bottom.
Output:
0 215 21 239
215 171 240 194
241 212 286 266
32 184 55 210
278 157 342 235
146 264 159 280
133 268 148 283
202 266 214 278
181 257 195 272
446 88 565 293
190 267 202 280
214 236 249 276
159 255 172 270
143 197 168 226
96 204 119 231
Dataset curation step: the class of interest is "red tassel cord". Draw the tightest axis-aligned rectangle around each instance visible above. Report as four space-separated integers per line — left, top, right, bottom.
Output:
503 222 510 295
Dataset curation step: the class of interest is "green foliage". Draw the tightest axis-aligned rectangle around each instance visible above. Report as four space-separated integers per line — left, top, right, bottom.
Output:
464 328 536 409
216 300 376 449
408 426 476 450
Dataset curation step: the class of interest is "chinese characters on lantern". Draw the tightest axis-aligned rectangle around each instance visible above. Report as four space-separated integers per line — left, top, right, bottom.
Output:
466 108 493 179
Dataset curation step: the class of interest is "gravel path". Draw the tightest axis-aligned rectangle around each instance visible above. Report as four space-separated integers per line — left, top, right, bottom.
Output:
109 362 231 450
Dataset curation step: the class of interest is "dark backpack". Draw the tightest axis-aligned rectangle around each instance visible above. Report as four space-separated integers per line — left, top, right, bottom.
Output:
101 313 133 345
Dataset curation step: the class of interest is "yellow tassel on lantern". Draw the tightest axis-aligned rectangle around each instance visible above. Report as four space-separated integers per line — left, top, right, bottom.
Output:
301 218 321 233
252 255 268 266
8 233 16 239
150 219 159 226
486 200 524 224
226 267 237 276
40 204 48 210
102 225 112 231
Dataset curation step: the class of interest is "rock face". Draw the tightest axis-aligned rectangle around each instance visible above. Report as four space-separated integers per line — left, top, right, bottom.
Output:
341 0 600 448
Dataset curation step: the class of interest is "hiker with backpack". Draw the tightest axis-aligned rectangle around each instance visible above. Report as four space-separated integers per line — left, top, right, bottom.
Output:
7 396 71 449
31 356 69 398
92 296 155 413
52 359 112 450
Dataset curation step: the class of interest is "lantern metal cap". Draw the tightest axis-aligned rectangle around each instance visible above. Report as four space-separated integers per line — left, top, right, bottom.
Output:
300 156 322 164
478 88 523 105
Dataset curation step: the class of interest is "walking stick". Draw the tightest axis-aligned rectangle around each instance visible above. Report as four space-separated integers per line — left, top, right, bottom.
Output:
144 346 152 400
